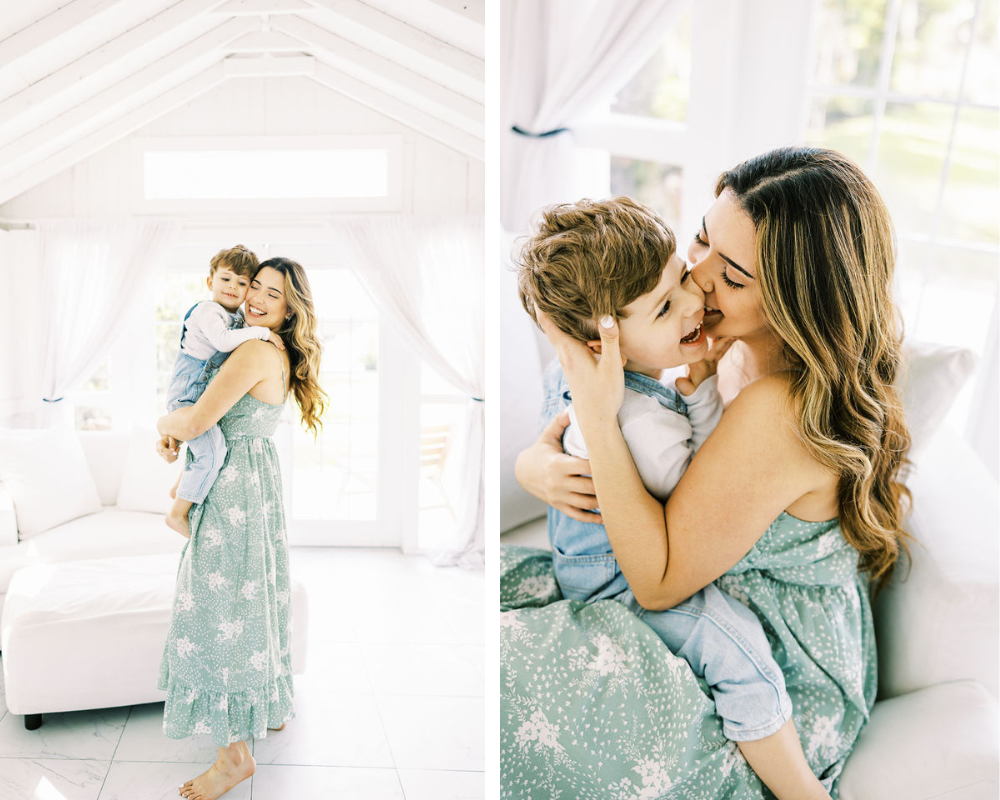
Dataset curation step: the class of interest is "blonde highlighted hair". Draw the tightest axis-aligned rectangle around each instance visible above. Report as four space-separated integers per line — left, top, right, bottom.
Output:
516 197 675 341
717 147 912 590
255 257 327 437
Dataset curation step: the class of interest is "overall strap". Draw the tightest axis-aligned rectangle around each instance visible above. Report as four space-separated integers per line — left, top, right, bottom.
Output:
622 371 688 415
178 302 201 348
557 365 688 415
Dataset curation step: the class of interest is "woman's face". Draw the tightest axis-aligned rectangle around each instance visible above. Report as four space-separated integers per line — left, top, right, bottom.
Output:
687 189 768 341
245 266 289 331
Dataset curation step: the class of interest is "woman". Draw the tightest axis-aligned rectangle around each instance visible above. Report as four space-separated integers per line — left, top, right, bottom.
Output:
155 257 326 800
505 147 911 797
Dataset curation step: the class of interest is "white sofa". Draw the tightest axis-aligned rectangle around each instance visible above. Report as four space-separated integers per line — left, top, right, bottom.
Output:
0 429 185 622
0 428 309 729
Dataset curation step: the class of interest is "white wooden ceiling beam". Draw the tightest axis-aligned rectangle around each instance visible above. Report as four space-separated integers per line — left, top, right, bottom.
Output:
0 0 131 70
272 15 482 127
0 65 228 206
0 19 258 180
311 62 482 161
224 30 310 53
223 54 316 77
0 0 231 126
301 0 483 82
208 0 316 14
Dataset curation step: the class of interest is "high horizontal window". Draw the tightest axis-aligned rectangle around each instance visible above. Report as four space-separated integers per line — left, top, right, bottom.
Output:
143 149 389 200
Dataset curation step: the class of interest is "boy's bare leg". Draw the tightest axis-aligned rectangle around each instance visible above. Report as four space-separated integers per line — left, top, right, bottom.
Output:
736 719 831 800
179 740 254 799
170 471 181 500
165 497 193 538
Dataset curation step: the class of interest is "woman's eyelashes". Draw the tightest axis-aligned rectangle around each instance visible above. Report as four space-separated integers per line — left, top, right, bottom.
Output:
719 269 744 289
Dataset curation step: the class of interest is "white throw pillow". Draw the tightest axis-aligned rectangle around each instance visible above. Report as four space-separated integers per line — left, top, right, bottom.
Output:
899 340 977 454
0 426 102 540
116 426 180 514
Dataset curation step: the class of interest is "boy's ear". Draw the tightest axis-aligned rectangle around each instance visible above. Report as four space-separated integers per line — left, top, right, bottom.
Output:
206 275 213 291
586 340 602 355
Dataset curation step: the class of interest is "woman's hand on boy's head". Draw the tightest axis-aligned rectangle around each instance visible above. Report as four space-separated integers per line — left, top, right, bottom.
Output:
537 311 626 434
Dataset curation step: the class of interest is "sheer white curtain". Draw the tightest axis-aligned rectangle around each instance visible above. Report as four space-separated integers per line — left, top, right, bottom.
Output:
35 219 180 424
332 216 485 568
501 0 692 232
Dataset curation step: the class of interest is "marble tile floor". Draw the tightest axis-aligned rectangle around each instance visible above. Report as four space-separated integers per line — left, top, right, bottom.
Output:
0 548 485 800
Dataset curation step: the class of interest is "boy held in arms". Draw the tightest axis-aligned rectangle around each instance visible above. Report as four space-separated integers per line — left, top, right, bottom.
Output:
516 198 832 800
164 245 284 538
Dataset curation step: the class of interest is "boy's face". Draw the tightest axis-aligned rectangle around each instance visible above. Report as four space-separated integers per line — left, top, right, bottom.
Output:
208 267 251 312
611 253 708 377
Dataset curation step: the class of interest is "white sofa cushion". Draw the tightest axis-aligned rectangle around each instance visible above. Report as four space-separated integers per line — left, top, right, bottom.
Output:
875 425 999 700
900 340 977 455
839 681 999 800
116 425 178 514
0 508 184 597
78 429 130 506
0 426 102 539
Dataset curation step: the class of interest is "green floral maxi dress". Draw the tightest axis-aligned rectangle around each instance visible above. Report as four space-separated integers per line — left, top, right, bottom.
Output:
159 380 295 747
499 512 877 799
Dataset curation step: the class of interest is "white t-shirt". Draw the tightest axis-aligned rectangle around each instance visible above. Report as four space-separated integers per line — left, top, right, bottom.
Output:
562 375 724 503
180 301 272 360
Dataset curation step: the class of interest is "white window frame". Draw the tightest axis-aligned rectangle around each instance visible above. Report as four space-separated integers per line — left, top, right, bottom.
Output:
83 229 421 548
129 136 404 215
802 0 999 464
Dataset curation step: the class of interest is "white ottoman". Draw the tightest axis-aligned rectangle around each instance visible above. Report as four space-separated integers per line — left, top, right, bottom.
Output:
1 553 309 729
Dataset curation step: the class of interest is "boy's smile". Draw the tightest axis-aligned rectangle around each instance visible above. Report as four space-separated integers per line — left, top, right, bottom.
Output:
611 253 708 378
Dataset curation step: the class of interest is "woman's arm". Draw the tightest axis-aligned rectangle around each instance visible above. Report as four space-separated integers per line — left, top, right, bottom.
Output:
157 340 271 441
514 409 603 524
549 317 827 611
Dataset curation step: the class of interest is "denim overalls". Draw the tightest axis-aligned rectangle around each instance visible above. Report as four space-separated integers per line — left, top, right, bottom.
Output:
542 359 792 741
165 303 233 505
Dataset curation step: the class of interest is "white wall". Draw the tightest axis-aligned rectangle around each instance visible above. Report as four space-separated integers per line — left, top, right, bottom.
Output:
0 76 484 218
0 76 484 421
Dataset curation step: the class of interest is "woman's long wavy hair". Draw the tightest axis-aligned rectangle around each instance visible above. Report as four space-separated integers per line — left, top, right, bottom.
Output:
717 147 912 590
256 257 327 437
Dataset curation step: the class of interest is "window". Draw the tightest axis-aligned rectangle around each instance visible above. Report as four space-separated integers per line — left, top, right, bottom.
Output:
144 149 389 200
293 269 380 523
132 136 403 213
806 0 999 428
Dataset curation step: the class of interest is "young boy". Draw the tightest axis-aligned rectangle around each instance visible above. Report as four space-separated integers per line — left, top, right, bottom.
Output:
164 245 283 537
516 197 831 800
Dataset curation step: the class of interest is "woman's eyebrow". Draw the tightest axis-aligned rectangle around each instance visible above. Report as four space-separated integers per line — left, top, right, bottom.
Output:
703 216 755 280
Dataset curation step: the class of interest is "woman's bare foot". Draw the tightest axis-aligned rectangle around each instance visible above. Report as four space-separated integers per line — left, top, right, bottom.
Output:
179 744 254 800
267 723 286 731
165 512 190 538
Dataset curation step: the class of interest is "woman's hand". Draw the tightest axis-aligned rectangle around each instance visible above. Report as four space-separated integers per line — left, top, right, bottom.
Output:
539 312 626 437
157 435 180 463
515 409 603 524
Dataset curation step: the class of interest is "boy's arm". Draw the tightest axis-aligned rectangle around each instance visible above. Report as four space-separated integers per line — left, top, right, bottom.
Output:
190 302 272 353
679 375 724 453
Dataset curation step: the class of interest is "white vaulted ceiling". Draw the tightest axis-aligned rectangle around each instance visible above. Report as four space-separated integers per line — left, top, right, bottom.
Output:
0 0 485 205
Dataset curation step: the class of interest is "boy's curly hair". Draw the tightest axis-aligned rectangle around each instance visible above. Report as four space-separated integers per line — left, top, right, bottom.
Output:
210 244 259 280
515 197 675 342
